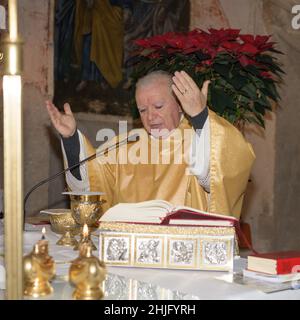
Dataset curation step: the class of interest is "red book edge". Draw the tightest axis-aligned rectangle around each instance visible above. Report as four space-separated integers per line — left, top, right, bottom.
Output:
277 257 300 274
249 251 300 274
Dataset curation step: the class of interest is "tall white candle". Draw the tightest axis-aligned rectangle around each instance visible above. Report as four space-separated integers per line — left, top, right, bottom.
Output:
3 0 23 300
8 0 18 41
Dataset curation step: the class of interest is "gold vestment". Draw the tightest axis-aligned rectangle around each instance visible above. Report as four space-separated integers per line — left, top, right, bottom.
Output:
80 110 255 219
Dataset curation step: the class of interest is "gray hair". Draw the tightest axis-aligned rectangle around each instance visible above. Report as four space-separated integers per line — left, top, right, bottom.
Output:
135 70 173 92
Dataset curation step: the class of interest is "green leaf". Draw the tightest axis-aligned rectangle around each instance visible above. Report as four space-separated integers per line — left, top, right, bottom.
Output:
194 73 206 87
210 86 235 114
244 65 261 76
195 52 211 61
255 95 272 109
255 54 274 65
238 95 251 105
254 102 266 115
228 75 248 90
249 74 265 89
258 80 281 102
268 64 285 75
246 116 264 128
255 54 285 74
213 63 232 79
241 83 257 100
214 53 236 64
214 78 235 91
254 113 265 128
268 48 284 55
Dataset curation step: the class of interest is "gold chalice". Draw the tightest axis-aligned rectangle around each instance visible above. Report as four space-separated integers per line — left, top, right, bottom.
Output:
63 192 105 250
44 209 80 247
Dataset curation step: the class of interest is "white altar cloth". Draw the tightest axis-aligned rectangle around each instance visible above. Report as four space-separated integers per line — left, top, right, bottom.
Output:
0 221 300 300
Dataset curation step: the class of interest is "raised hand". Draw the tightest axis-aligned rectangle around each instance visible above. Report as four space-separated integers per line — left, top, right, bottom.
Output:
172 71 210 117
45 101 77 138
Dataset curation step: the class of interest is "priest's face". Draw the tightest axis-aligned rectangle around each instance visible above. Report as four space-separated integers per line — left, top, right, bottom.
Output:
135 77 182 138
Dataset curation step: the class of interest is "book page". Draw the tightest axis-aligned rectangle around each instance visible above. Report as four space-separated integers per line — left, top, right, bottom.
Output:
100 200 238 224
100 200 173 223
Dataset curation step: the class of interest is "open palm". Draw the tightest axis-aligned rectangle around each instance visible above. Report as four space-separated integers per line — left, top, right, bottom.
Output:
46 101 76 138
172 71 210 117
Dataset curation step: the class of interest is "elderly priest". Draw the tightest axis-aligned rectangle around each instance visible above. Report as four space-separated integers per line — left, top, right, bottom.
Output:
46 70 255 219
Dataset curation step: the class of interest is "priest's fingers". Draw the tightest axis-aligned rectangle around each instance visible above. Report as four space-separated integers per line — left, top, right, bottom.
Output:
45 100 57 108
172 75 186 95
171 83 184 103
63 103 73 116
180 71 199 92
172 81 206 117
201 80 211 99
173 71 193 92
45 100 61 122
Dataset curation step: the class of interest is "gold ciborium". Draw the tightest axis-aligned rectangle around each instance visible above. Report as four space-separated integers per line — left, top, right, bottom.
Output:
69 243 107 300
64 192 105 250
45 209 80 247
23 240 56 297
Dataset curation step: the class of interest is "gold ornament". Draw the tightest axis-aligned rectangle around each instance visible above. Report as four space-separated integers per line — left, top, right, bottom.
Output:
23 238 55 297
69 243 106 300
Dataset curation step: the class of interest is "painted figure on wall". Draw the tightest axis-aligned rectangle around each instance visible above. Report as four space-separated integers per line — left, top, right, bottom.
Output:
123 0 190 85
54 0 76 83
55 0 126 90
73 0 126 91
54 0 189 115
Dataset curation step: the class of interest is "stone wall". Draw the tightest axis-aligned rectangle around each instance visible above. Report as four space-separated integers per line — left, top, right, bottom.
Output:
263 0 300 251
0 0 55 216
20 0 55 216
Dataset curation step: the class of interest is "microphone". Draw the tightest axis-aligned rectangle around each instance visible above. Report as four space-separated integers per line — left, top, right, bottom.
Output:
23 133 140 222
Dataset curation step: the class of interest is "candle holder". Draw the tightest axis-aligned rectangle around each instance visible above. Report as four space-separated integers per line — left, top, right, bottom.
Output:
23 240 56 297
69 243 106 300
73 224 97 251
0 38 24 75
64 192 104 250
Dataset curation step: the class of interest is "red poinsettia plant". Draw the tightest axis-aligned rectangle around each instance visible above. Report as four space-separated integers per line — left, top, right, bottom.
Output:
130 28 284 128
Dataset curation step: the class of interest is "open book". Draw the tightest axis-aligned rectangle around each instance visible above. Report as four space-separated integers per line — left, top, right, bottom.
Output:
100 200 237 227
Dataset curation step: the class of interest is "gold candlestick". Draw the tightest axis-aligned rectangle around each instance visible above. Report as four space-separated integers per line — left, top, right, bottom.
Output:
23 232 56 297
69 243 106 300
74 223 96 251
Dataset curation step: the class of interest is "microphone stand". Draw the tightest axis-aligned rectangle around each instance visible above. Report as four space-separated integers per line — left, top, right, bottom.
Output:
23 133 139 226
